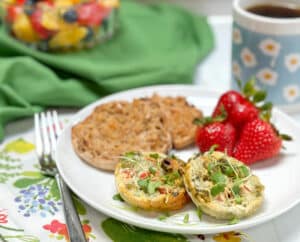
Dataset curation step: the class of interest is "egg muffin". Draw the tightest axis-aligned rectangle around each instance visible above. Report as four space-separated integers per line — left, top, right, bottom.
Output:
183 151 264 219
115 152 189 211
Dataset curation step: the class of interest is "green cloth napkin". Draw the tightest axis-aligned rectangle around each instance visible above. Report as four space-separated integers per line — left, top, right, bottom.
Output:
0 0 214 141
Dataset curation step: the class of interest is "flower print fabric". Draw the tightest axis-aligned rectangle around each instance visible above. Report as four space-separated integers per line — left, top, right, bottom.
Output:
0 209 8 224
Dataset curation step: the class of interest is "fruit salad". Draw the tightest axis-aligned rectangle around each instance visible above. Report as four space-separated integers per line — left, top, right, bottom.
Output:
1 0 119 51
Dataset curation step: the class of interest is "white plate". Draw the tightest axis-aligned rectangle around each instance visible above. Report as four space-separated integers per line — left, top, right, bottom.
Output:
56 85 300 234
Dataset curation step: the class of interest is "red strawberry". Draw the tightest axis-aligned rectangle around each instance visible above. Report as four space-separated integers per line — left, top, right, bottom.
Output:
229 100 259 129
77 2 111 26
16 0 26 5
6 6 23 22
212 80 270 129
233 118 291 164
212 90 245 117
30 10 54 39
195 122 236 155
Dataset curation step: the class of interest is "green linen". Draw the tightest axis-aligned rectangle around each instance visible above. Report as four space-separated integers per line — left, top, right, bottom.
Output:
0 0 214 141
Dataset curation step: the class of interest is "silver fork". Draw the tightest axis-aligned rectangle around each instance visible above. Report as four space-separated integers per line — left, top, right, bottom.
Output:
35 111 87 242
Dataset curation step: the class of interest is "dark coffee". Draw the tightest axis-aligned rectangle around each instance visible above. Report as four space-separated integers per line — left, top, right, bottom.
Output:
247 4 300 18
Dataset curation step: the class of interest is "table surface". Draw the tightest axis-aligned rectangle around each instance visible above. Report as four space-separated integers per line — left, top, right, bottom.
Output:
1 16 300 242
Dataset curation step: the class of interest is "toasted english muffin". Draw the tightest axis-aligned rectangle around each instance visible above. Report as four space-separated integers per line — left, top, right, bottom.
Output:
150 95 203 149
183 151 264 220
115 152 189 211
72 101 172 171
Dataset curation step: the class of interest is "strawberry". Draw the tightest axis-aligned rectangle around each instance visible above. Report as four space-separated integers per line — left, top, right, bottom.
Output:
77 2 111 26
30 9 54 39
233 118 291 164
212 80 271 129
195 122 237 156
229 100 259 129
16 0 26 5
212 90 245 117
6 6 23 22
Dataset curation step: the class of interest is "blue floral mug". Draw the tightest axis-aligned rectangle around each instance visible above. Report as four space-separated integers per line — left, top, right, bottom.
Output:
231 0 300 113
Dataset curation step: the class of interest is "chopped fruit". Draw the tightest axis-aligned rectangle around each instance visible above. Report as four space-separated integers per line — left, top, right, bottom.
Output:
195 122 236 156
24 0 36 6
30 9 53 39
43 0 54 6
6 6 23 22
77 2 111 26
16 0 26 5
41 10 61 30
36 0 54 8
62 8 78 23
12 13 39 43
233 118 291 164
54 0 73 8
4 0 118 51
100 0 120 8
49 26 87 48
83 26 94 41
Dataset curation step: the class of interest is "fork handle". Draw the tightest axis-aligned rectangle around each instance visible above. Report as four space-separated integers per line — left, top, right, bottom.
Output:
55 174 87 242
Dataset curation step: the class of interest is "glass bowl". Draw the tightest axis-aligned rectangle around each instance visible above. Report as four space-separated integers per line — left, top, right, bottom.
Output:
1 0 119 52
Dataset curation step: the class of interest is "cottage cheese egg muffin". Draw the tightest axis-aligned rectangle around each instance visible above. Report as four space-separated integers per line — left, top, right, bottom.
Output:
115 152 189 211
183 151 264 220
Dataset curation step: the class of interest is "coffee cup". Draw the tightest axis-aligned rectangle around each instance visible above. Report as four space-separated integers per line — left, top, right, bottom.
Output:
231 0 300 113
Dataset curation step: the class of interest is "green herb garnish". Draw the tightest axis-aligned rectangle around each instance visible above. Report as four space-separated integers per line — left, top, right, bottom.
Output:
222 165 234 177
210 183 226 197
197 207 203 220
149 166 157 174
238 165 249 178
208 144 219 154
235 196 242 204
148 181 161 194
232 183 240 196
113 193 124 202
158 212 170 221
149 153 160 159
164 171 180 185
138 178 150 192
228 217 240 225
207 162 215 173
121 152 141 166
183 214 189 224
211 172 227 184
124 151 139 159
138 178 161 194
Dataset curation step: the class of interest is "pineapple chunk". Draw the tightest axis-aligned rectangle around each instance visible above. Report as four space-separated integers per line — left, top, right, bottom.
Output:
49 26 87 48
12 13 39 43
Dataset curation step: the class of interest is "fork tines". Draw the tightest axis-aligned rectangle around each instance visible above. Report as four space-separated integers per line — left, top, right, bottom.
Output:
34 111 61 176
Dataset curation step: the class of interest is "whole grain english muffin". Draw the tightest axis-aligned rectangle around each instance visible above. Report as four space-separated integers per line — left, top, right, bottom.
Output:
115 152 189 211
150 95 203 149
72 100 172 171
183 151 264 219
